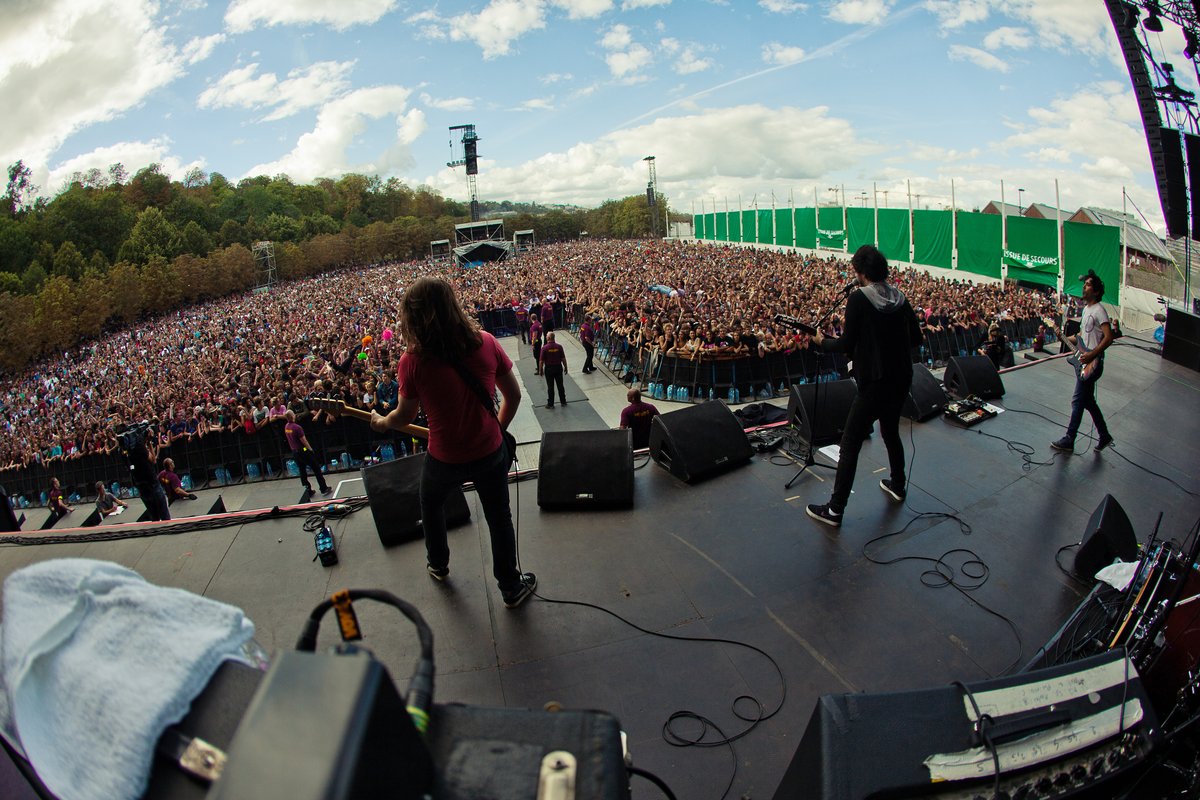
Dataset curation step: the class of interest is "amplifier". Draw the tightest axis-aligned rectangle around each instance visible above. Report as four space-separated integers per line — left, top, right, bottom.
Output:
774 650 1159 800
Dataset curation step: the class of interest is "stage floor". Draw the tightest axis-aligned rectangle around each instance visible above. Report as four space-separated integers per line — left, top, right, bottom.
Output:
2 332 1198 799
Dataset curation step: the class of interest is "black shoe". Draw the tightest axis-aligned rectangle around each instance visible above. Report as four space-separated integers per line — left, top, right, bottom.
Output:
427 564 449 582
502 573 537 608
320 486 333 495
546 403 554 409
879 479 905 502
1096 434 1114 451
1051 437 1074 452
806 503 842 528
561 399 568 405
186 493 198 501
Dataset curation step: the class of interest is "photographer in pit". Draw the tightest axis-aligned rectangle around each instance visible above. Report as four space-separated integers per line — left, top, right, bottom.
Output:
109 408 171 522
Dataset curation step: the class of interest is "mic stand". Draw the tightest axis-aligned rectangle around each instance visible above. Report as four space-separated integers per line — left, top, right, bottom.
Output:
784 289 852 490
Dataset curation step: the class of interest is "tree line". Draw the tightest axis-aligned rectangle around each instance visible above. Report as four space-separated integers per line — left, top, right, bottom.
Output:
0 160 678 372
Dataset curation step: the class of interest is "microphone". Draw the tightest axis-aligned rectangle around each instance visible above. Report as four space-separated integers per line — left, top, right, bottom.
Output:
840 277 860 294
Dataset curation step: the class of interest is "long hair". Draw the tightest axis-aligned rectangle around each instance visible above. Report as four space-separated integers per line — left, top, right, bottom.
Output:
400 277 483 361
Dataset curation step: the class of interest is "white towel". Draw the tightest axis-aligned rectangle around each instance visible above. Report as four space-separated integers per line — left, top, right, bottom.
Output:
0 558 256 800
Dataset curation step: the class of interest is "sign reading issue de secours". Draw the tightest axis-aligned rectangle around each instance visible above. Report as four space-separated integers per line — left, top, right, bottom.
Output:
817 228 845 248
1002 249 1059 274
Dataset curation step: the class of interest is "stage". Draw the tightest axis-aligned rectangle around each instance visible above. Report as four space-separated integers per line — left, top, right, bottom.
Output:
1 331 1197 799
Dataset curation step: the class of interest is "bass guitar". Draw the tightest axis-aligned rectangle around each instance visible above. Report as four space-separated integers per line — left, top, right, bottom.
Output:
1044 317 1098 383
304 397 429 439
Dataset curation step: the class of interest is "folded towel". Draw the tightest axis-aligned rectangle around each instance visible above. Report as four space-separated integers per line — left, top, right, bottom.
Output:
0 558 256 800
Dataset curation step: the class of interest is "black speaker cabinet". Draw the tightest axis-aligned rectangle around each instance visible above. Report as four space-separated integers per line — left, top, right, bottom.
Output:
787 379 858 446
537 430 633 510
0 487 20 533
1162 306 1200 372
943 354 1004 400
648 401 753 484
1074 494 1137 581
902 363 946 421
361 454 471 548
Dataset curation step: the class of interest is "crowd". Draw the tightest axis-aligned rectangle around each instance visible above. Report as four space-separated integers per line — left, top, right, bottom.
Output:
0 238 1067 473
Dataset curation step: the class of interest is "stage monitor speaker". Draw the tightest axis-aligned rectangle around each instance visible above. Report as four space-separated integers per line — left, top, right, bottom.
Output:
943 355 1004 400
1162 305 1200 372
1161 127 1189 238
208 495 226 515
361 454 471 548
902 363 947 421
1074 494 1137 581
537 429 633 509
787 379 858 446
81 509 102 528
773 650 1158 800
648 401 753 484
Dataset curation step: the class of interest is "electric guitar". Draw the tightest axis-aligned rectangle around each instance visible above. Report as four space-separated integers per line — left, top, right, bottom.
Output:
304 397 429 439
1044 317 1098 383
772 313 818 336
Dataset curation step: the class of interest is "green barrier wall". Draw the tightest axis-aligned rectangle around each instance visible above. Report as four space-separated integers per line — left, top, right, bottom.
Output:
877 208 910 264
796 208 817 249
1003 216 1059 288
847 208 875 254
774 208 793 247
913 209 953 270
817 206 845 250
956 211 1002 278
715 213 727 241
728 212 741 242
1064 221 1121 303
757 209 774 245
740 210 755 243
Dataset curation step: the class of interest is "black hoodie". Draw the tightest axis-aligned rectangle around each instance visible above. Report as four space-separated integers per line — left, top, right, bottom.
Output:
820 282 923 389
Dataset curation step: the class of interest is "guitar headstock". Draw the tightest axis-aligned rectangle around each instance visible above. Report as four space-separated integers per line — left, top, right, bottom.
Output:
305 396 345 416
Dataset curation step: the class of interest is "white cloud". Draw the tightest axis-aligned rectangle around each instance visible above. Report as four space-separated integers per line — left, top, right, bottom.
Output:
660 37 680 53
921 0 990 30
827 0 895 25
948 44 1009 72
759 0 808 13
518 97 555 110
448 0 547 59
244 86 425 181
761 42 806 65
419 92 475 111
606 43 653 77
48 137 205 194
225 0 397 32
550 0 614 19
674 48 713 74
423 103 869 206
601 23 634 50
182 33 225 65
0 0 188 188
540 72 574 83
983 26 1032 50
197 61 356 121
622 0 670 7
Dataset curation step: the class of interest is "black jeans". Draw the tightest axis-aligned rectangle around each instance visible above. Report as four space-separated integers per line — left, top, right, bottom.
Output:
1065 361 1108 441
293 447 329 492
420 442 522 593
137 481 171 521
830 381 909 512
582 342 595 372
544 365 566 406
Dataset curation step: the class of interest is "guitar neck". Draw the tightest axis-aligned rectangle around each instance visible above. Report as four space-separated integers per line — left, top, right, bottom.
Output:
314 401 429 439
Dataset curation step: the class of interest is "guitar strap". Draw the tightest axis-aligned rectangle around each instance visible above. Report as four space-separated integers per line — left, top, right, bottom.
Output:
443 357 517 466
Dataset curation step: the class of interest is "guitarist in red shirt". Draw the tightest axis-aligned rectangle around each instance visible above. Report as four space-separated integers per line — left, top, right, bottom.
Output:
1047 271 1115 453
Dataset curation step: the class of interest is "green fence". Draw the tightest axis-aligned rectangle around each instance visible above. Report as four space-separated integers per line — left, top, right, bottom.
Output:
691 205 1122 302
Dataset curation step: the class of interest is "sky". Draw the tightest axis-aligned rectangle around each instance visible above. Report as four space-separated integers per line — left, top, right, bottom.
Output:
2 0 1196 231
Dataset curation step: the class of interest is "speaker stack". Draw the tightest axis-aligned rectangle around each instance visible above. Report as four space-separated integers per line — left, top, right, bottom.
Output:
648 401 753 483
943 355 1004 400
1162 305 1200 372
537 429 634 509
361 454 471 548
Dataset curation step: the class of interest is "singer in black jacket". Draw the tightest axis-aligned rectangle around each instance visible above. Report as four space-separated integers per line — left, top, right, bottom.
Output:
807 245 923 527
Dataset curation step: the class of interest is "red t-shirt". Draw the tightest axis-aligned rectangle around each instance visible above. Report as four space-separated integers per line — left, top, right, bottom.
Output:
398 331 512 463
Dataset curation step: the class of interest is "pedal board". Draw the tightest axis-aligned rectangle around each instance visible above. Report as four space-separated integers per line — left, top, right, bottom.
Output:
944 397 997 427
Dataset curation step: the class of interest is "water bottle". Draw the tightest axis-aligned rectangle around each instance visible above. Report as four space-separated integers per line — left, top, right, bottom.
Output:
341 452 352 470
182 474 193 491
246 463 260 479
777 381 786 396
708 387 715 401
381 443 395 461
734 387 741 404
286 458 299 476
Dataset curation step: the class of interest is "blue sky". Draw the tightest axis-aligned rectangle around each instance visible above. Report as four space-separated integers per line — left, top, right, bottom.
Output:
3 0 1195 229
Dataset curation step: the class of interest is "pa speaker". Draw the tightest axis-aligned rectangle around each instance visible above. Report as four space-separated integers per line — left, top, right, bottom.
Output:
943 355 1004 400
361 453 470 548
787 379 858 446
537 429 633 509
0 486 19 533
902 363 946 421
1162 306 1200 372
648 401 753 483
1189 132 1200 241
1074 494 1137 581
1161 127 1189 238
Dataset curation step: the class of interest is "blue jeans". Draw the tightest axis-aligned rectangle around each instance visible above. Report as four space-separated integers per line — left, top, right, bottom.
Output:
420 443 521 593
830 381 909 512
1065 360 1109 441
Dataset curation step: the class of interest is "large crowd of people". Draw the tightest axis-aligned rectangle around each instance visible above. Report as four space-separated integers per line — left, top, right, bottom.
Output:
0 238 1070 473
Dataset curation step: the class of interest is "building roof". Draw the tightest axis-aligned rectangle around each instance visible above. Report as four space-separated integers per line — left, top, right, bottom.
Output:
1075 207 1173 261
1026 202 1069 220
981 201 1023 216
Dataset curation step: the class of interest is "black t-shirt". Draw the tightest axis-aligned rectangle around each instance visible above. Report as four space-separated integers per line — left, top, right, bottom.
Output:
821 286 923 389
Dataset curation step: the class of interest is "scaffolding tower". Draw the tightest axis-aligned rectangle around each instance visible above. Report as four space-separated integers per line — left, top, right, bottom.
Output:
252 241 277 291
644 156 659 238
447 124 481 222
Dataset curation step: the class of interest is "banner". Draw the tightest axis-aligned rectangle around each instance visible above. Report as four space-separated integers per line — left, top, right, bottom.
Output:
693 214 704 239
877 208 910 264
757 209 773 245
795 207 817 249
956 211 1002 278
1004 216 1059 275
1063 221 1121 303
913 209 953 270
774 208 794 247
728 211 741 242
742 209 756 243
847 207 875 254
715 212 728 241
817 206 845 250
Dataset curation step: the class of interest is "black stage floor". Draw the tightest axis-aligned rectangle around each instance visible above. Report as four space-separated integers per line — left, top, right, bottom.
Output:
1 334 1197 799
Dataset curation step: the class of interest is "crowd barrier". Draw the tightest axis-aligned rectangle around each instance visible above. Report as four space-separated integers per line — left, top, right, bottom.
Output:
0 416 424 511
